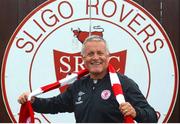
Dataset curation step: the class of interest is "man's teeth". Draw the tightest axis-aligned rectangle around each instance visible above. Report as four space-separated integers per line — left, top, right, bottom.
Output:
91 62 101 65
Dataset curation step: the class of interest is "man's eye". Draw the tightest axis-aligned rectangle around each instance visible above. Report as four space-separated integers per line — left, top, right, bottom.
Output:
87 52 94 57
97 52 104 56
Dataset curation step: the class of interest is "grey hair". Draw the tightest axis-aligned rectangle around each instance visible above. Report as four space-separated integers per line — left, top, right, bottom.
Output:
81 35 110 56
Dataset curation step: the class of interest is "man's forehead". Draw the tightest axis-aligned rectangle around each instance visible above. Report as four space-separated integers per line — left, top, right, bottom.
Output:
85 40 105 45
85 46 107 53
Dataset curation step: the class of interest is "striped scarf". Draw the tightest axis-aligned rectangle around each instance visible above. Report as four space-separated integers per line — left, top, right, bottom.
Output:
19 64 134 123
109 64 135 123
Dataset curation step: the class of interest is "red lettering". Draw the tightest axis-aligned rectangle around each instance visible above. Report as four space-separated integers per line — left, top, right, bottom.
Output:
41 9 60 27
33 19 46 33
119 4 134 22
102 0 117 17
128 13 146 33
86 0 99 15
58 1 73 19
16 38 34 53
146 38 164 53
23 30 42 43
137 24 156 43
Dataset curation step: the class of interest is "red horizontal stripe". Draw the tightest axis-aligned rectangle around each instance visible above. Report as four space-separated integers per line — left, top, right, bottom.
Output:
112 84 123 96
77 69 89 79
41 82 60 92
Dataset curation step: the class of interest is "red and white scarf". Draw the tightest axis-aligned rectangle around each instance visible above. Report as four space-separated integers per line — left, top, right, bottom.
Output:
109 64 135 123
19 64 134 123
19 69 88 123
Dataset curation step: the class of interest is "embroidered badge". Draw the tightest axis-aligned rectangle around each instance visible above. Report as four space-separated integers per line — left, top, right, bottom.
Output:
101 90 111 100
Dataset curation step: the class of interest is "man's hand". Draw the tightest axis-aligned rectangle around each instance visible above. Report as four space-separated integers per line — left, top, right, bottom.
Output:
18 92 35 104
119 102 136 118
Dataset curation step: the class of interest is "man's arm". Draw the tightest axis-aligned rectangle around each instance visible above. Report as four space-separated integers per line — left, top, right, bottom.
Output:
32 85 74 114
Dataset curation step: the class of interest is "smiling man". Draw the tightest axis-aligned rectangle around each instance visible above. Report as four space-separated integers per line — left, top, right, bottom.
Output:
81 36 110 79
18 35 158 123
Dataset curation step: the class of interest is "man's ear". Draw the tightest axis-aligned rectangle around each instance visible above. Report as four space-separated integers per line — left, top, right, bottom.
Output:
82 56 85 61
107 54 110 62
107 53 110 58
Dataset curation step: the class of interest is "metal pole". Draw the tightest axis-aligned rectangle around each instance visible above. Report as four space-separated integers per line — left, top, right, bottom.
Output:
89 0 92 36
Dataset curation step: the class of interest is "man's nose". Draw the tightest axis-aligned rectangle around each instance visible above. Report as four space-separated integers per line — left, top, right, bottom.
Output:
92 53 100 59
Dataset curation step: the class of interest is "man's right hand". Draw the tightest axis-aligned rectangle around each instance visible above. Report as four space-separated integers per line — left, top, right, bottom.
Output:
18 92 35 104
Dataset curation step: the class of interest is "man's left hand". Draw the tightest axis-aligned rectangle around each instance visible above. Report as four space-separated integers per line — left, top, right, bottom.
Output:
119 102 136 118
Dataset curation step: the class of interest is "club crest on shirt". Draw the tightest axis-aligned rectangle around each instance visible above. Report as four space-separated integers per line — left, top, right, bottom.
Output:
101 90 111 100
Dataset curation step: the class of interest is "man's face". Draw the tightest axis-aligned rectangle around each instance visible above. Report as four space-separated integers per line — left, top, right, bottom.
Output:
82 41 109 75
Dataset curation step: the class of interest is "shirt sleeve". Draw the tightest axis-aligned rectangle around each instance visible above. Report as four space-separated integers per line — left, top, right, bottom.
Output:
32 84 74 114
120 75 158 123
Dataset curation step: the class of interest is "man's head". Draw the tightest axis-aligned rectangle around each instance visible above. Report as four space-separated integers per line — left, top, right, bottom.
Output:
81 35 110 79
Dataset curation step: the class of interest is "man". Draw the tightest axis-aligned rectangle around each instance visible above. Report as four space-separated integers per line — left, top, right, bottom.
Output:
18 35 158 122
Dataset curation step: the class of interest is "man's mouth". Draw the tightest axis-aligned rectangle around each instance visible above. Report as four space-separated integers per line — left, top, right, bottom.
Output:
91 62 102 65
